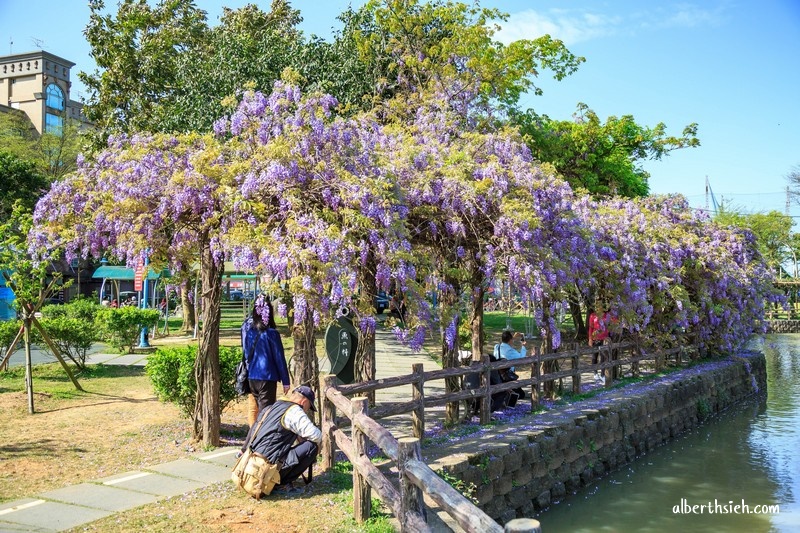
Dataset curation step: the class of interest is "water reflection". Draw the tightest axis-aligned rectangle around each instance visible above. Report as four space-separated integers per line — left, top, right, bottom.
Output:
536 334 800 532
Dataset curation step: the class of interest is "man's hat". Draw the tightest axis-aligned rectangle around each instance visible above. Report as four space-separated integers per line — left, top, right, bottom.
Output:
294 385 316 412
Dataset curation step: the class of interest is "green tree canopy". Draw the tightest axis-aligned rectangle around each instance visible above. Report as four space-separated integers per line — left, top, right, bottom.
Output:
714 208 794 276
80 0 210 143
0 153 48 223
0 111 84 180
513 103 700 198
335 0 584 115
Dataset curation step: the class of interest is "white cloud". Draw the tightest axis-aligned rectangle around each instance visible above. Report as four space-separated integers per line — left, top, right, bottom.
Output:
494 3 730 45
495 9 620 45
655 3 729 29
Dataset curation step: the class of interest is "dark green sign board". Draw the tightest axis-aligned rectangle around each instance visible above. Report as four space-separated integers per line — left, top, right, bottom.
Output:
324 316 358 384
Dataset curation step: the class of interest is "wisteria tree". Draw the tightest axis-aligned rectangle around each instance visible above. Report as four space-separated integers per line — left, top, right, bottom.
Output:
574 195 780 356
390 92 590 361
31 133 236 446
216 83 415 398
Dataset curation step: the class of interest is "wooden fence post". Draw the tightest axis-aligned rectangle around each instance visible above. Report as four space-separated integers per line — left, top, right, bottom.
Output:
504 518 542 532
320 374 337 472
411 363 425 439
602 344 613 387
572 343 581 394
479 355 491 425
352 397 371 523
531 344 540 410
398 437 426 531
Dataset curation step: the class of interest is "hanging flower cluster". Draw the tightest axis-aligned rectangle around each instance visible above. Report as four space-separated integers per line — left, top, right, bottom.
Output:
30 82 778 358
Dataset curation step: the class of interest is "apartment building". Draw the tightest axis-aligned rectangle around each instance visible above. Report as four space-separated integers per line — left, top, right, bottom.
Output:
0 50 87 134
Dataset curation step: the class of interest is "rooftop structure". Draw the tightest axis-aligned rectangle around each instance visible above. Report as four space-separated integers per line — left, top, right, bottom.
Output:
0 49 89 135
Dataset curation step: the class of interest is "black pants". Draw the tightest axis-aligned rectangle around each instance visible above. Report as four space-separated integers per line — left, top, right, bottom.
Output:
591 341 604 365
249 379 278 415
278 441 318 486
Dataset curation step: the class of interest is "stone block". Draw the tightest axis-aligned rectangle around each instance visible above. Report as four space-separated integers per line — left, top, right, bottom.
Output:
503 453 523 475
506 485 530 508
565 474 581 493
513 467 532 487
551 481 566 499
535 490 551 510
486 456 505 480
495 474 513 496
476 483 494 505
499 508 518 525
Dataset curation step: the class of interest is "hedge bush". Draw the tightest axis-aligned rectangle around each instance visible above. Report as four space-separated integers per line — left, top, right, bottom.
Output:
42 297 102 323
95 306 160 353
35 316 96 369
146 344 241 418
0 319 21 353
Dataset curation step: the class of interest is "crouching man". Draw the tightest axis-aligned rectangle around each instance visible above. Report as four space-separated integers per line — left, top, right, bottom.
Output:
242 385 321 494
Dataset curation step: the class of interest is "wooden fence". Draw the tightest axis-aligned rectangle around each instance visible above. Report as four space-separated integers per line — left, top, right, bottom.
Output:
319 341 684 531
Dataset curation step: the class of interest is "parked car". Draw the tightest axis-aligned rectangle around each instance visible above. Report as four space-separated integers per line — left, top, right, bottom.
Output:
227 290 245 301
375 291 390 314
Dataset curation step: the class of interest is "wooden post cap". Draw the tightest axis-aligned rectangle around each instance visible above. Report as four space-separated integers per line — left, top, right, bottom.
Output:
504 518 542 532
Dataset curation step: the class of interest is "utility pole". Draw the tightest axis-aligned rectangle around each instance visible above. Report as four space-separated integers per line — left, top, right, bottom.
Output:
786 186 791 216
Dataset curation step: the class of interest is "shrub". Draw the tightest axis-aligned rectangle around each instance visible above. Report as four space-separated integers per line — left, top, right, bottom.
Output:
146 344 240 418
95 306 160 353
55 297 102 323
0 319 22 354
35 316 96 369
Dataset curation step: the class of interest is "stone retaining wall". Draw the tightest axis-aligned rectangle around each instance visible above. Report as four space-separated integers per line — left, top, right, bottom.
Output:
766 320 800 333
428 352 766 525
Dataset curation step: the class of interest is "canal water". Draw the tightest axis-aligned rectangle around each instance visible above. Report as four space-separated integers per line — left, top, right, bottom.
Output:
536 334 800 532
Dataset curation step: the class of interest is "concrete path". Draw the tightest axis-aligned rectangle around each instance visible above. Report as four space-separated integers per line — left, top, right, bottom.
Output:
0 328 450 532
0 447 241 532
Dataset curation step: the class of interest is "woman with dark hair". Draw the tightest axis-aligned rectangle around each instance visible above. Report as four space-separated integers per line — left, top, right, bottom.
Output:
243 296 290 427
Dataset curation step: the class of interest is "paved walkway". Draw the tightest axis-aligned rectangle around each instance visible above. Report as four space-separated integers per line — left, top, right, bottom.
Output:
0 328 448 532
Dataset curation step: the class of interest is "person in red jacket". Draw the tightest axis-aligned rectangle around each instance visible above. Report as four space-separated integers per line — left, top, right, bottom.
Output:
588 300 612 384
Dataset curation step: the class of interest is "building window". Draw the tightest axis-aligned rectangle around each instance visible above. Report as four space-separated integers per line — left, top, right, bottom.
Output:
45 84 65 111
45 112 63 135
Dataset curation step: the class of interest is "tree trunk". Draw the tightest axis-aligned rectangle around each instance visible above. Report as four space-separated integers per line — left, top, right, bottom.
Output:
291 312 319 418
568 287 586 342
441 314 460 425
355 259 377 404
193 238 223 446
439 276 462 424
469 264 485 362
180 273 196 335
540 299 557 399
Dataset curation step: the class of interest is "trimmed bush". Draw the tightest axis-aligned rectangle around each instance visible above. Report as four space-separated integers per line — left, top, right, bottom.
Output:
35 316 96 369
146 344 240 418
42 297 102 323
95 306 160 353
0 319 22 354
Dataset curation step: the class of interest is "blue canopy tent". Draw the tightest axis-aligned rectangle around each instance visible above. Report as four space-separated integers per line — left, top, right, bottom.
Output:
0 270 15 320
92 265 167 307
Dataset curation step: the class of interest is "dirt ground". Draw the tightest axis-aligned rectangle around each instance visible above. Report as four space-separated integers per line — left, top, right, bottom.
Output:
0 364 387 532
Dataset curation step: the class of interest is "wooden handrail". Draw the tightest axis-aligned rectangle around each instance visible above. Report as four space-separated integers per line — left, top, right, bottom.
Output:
320 342 688 530
322 381 504 532
404 458 503 533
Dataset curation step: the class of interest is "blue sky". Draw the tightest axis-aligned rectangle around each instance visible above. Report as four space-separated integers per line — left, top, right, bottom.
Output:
1 0 798 217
